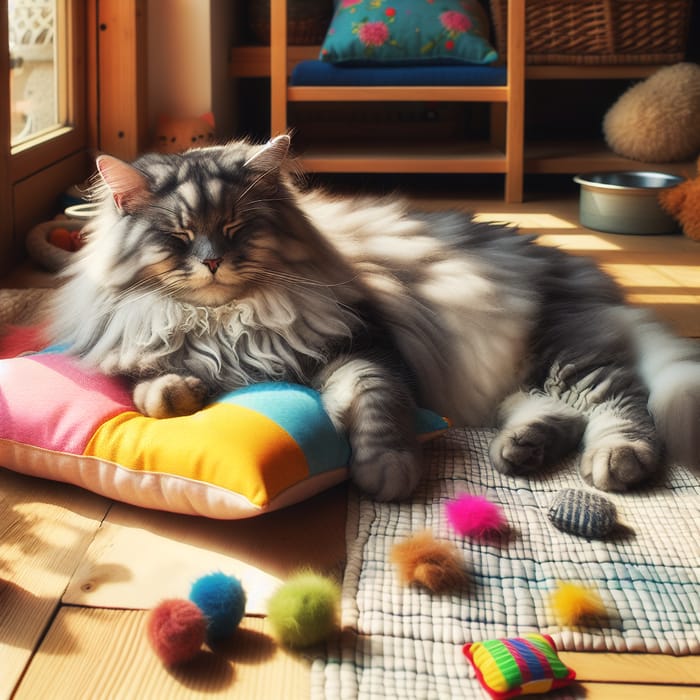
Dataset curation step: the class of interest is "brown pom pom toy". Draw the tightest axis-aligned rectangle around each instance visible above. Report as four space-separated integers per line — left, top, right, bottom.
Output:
391 530 468 594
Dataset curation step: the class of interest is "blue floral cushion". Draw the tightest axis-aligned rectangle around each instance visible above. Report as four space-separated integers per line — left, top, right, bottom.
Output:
320 0 498 66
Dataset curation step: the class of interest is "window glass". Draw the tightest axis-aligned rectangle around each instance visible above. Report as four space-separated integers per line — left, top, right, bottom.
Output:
8 0 60 145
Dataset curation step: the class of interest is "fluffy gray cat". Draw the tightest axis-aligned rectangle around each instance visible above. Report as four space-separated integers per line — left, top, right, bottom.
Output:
49 135 700 500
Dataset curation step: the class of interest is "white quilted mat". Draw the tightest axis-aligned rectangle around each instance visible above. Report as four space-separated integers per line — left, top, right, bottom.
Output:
312 428 700 699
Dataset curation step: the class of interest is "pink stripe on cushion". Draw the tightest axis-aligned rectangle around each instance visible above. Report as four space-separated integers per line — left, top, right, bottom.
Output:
0 354 133 454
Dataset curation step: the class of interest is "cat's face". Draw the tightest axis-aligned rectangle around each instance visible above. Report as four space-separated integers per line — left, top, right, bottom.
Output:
92 137 297 307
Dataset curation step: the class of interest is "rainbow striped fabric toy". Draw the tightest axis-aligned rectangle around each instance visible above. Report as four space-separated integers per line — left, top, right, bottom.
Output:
463 633 576 699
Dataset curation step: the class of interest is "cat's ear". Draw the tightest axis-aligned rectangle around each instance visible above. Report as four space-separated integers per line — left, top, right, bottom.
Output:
96 154 151 213
199 111 216 129
242 134 291 172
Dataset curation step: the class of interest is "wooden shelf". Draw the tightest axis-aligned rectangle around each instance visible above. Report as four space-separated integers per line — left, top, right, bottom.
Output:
524 140 695 175
525 64 671 80
296 141 509 174
288 85 510 103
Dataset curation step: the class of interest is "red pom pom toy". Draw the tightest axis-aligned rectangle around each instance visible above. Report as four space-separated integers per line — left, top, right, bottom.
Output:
146 599 207 666
446 494 507 538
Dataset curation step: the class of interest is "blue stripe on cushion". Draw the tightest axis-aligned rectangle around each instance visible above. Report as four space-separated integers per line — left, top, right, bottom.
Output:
219 383 351 477
218 383 449 476
291 60 507 87
415 408 450 435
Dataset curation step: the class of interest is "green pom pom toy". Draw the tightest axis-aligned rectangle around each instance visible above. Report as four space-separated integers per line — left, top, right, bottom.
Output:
266 571 340 648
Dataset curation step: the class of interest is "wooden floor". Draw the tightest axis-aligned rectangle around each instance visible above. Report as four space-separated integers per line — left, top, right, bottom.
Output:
1 191 699 699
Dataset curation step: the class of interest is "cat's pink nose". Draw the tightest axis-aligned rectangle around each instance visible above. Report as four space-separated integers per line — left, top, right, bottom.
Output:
202 257 223 273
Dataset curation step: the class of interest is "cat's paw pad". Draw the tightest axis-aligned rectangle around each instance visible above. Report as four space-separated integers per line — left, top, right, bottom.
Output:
133 374 208 418
351 448 422 501
580 442 658 491
489 425 548 476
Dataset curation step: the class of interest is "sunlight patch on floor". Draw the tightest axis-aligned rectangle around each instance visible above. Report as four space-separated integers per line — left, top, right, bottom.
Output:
536 234 623 251
603 263 700 295
652 265 700 287
473 212 577 230
627 293 700 305
602 263 679 286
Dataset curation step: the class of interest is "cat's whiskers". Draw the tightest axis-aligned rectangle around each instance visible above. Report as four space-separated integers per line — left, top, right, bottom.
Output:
252 266 359 290
250 268 362 320
236 190 295 213
108 267 185 309
148 203 181 219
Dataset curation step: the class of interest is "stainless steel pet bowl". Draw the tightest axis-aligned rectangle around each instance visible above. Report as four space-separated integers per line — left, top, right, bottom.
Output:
573 171 684 235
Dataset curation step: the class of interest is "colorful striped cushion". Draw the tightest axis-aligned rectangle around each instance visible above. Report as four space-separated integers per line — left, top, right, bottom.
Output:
0 349 449 519
463 633 576 699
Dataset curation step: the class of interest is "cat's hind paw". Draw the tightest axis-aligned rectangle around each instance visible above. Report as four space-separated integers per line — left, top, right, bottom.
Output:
350 448 423 501
133 374 208 418
580 441 659 491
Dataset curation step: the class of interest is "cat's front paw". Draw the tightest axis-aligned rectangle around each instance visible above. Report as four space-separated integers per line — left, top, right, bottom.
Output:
350 447 423 501
580 441 659 491
133 374 208 418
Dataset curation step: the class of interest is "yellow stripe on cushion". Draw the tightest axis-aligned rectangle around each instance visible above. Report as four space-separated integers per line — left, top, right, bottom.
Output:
471 642 510 692
84 403 310 508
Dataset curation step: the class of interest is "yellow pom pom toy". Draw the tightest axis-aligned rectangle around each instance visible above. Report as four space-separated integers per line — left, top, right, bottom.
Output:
550 581 608 626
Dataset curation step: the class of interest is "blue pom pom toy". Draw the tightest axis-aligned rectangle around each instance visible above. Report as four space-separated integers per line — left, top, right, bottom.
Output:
189 572 247 642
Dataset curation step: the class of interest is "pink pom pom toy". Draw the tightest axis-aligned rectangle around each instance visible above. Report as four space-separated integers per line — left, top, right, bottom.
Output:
446 494 507 538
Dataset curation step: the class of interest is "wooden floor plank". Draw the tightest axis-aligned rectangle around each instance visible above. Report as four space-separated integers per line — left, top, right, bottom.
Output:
15 608 700 700
14 608 310 700
575 682 700 699
0 470 110 699
560 652 700 685
62 484 348 615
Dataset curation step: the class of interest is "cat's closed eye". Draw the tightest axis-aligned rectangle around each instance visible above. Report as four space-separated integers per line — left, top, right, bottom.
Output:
168 229 194 244
222 222 240 239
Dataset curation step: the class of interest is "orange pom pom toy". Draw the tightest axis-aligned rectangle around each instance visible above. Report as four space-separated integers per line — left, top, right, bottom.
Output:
391 530 468 594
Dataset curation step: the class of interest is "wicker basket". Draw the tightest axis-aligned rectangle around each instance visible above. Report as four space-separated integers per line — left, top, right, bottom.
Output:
490 0 691 65
248 0 333 46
